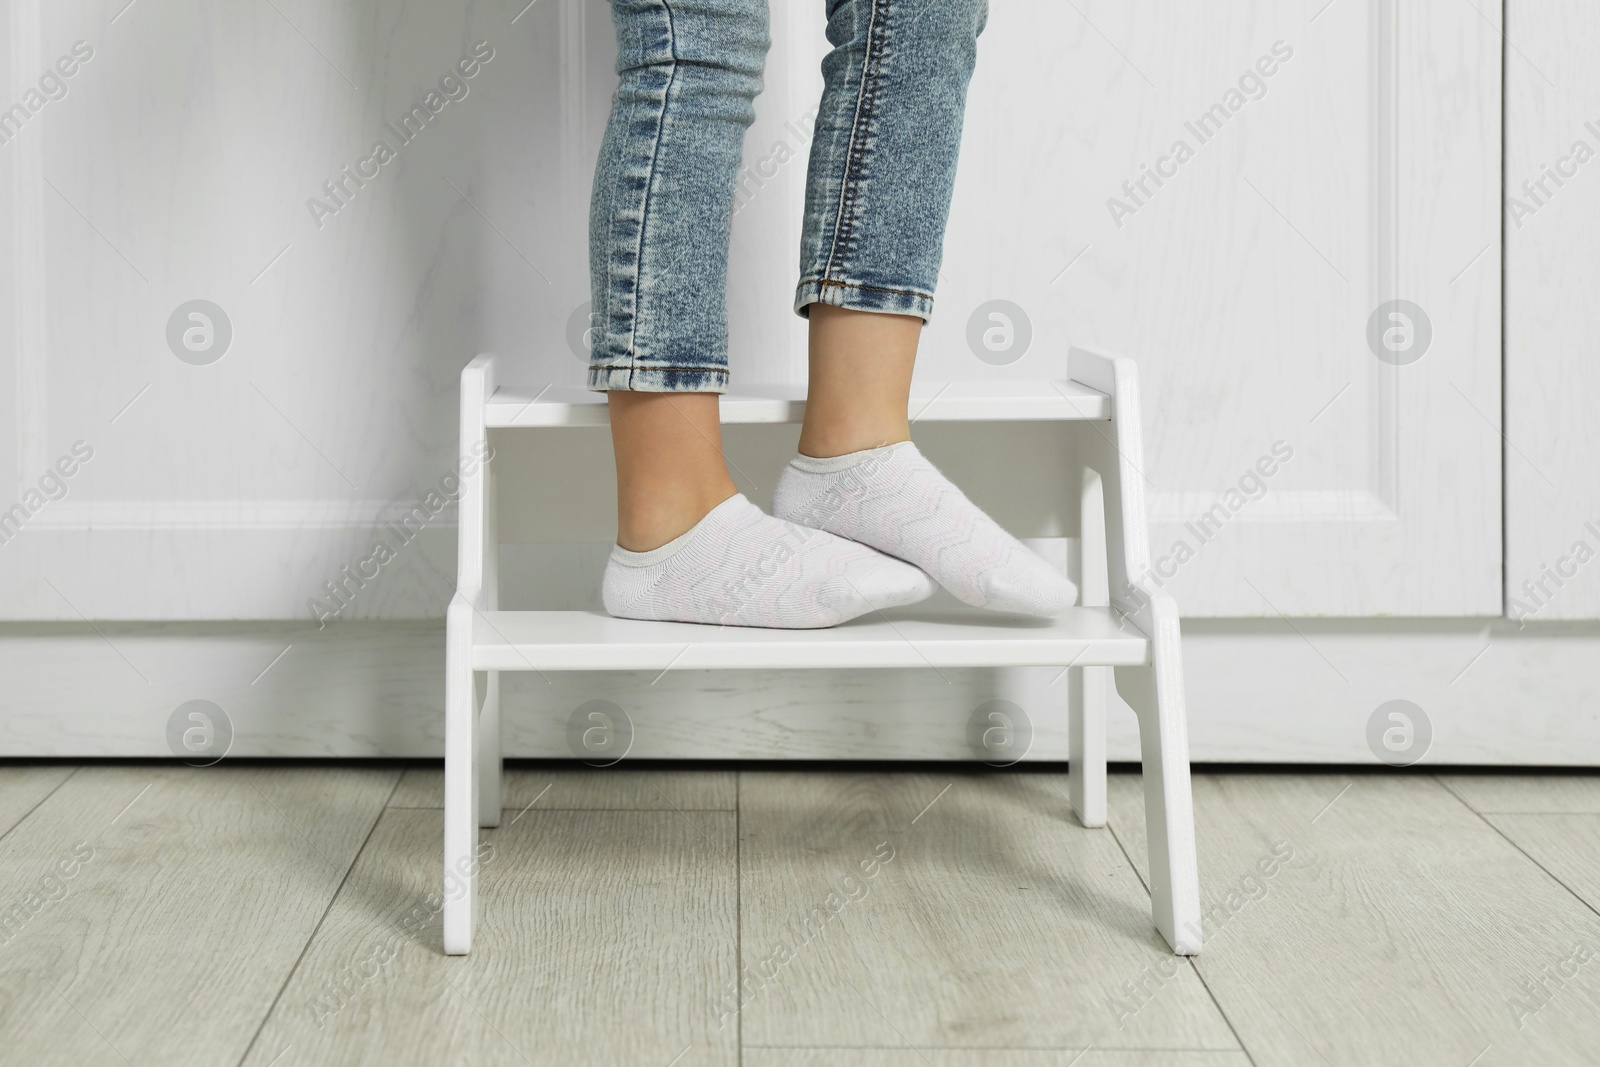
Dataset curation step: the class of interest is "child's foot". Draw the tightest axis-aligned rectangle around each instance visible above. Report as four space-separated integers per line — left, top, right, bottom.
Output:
773 441 1078 617
601 492 936 628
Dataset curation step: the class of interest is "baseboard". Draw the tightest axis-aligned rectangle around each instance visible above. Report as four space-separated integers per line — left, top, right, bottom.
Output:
2 617 1596 765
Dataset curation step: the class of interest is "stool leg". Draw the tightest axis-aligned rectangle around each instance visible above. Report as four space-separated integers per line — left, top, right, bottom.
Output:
1116 656 1202 954
1068 349 1200 953
444 596 479 955
1068 665 1109 827
478 671 502 828
1070 464 1111 827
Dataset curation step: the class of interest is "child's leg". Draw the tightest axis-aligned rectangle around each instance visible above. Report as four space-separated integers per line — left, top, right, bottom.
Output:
776 0 1076 616
793 0 989 456
588 0 763 550
798 304 918 460
591 0 934 626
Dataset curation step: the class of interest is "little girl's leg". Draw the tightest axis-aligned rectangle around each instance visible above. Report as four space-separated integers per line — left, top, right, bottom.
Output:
777 1 1076 616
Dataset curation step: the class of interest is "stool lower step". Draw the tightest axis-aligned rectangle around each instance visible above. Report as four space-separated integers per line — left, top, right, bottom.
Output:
469 607 1149 671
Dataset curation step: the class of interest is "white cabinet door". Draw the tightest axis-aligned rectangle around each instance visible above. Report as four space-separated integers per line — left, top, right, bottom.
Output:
1506 0 1600 621
1 2 531 619
1 0 1500 621
582 0 1505 619
916 0 1503 617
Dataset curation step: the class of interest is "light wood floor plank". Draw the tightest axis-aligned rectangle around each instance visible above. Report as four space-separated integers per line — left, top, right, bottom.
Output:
1482 812 1600 915
0 762 77 838
0 764 397 1067
736 769 1239 1052
389 763 736 810
10 764 1592 1067
745 1051 1252 1066
1478 812 1600 1063
1439 772 1600 813
1107 771 1600 1067
240 806 738 1067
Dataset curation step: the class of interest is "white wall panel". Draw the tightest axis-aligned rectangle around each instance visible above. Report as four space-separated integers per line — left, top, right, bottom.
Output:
3 1 1500 627
3 619 1596 766
1505 0 1600 620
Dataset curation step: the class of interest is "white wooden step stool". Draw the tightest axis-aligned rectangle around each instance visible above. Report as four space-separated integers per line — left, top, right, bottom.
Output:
444 348 1202 956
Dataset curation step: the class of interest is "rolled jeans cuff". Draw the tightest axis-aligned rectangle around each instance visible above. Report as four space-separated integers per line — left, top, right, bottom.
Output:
793 278 934 323
587 363 729 393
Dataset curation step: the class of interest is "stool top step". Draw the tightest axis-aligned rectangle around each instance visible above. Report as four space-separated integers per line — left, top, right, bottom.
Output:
484 379 1110 427
469 607 1147 671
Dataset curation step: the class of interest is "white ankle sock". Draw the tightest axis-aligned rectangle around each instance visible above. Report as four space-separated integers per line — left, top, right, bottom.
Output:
601 493 936 628
773 442 1078 617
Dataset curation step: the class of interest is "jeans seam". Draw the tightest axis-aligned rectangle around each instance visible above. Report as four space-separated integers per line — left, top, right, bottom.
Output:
590 363 728 372
816 278 927 298
821 0 888 285
623 0 681 391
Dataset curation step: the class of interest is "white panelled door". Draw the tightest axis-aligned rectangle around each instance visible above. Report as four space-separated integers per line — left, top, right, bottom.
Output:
921 0 1503 617
3 0 1500 621
1506 0 1600 621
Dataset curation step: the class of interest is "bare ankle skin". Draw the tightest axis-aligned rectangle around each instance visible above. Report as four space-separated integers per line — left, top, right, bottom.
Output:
798 304 921 459
607 304 919 548
608 391 739 551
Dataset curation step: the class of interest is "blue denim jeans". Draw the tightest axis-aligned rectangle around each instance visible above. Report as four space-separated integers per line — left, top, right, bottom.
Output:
588 0 988 392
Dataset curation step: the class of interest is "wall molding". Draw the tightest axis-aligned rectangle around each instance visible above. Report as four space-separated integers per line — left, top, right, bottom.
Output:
2 618 1595 765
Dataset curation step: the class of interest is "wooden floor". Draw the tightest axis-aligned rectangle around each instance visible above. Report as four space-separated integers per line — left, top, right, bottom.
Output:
2 763 1598 1066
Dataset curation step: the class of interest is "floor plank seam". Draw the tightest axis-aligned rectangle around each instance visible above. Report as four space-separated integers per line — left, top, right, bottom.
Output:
231 770 405 1067
0 763 84 844
383 806 739 812
736 765 743 1067
740 1044 1252 1051
1105 785 1259 1066
1436 775 1600 924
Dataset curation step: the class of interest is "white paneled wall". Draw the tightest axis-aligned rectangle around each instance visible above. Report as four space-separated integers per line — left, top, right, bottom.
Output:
1506 0 1600 621
10 1 1586 765
4 0 1500 623
4 617 1598 764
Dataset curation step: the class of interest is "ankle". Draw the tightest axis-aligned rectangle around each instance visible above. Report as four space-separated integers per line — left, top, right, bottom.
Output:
797 424 910 459
616 481 737 551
